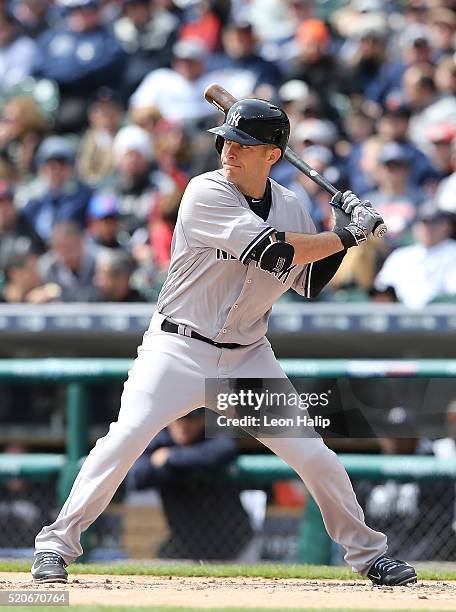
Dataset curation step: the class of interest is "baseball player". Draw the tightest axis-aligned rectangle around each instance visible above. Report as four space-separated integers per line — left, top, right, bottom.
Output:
32 99 417 586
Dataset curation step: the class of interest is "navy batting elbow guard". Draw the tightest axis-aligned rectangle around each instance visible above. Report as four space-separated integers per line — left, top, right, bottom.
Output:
248 231 294 274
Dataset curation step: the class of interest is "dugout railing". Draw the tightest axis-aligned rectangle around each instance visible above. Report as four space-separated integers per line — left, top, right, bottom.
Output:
1 358 456 563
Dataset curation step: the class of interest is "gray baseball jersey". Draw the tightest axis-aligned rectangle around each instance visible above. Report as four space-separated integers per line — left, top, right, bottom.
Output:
158 169 316 345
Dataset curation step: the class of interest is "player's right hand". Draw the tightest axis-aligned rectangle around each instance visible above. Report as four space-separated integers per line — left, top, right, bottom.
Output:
350 202 384 236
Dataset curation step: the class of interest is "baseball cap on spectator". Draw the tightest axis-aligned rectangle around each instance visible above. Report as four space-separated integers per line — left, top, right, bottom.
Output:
113 125 153 161
296 19 330 48
172 39 207 62
294 119 338 147
0 179 14 200
352 0 384 12
416 203 455 224
400 24 432 48
88 192 120 219
36 136 76 165
378 142 411 165
301 145 333 166
58 0 100 9
426 123 456 144
353 15 387 40
279 80 310 103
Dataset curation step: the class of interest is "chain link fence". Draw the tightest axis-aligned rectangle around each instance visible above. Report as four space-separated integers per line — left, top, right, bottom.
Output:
1 473 455 563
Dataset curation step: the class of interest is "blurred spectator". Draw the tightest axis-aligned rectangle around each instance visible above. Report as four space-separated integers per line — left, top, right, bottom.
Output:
374 206 456 309
345 133 384 198
114 0 179 97
111 124 176 236
129 104 162 141
376 98 440 189
369 23 434 105
404 65 456 153
434 137 456 213
278 80 317 128
147 181 186 272
344 19 388 101
288 145 340 231
0 95 50 181
22 136 92 245
425 123 455 178
285 19 357 122
245 0 302 47
429 8 455 60
152 119 193 179
208 17 282 100
11 0 54 38
292 118 338 153
77 88 124 187
0 243 62 304
177 0 223 53
364 141 425 247
94 248 145 302
87 191 123 250
33 0 126 131
435 54 456 98
38 220 98 301
127 409 253 560
0 9 37 95
0 179 44 272
129 38 217 126
330 0 387 43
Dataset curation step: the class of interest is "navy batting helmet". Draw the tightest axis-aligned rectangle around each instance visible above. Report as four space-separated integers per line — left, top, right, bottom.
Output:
208 98 290 158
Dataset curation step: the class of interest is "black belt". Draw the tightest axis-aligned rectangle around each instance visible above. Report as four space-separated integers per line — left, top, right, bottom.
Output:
161 319 242 349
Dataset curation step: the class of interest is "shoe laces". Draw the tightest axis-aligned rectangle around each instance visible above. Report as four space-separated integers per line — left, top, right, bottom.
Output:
38 552 66 567
374 556 405 573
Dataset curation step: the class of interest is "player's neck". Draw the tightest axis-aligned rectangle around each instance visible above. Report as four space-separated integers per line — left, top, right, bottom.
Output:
234 175 269 200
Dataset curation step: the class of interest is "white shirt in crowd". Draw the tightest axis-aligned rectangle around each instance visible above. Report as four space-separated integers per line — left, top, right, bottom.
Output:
374 239 456 309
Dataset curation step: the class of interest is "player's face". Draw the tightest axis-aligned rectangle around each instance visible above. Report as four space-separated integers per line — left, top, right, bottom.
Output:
221 140 279 186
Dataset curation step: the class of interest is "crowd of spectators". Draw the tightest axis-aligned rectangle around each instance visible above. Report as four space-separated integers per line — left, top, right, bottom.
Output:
0 0 455 308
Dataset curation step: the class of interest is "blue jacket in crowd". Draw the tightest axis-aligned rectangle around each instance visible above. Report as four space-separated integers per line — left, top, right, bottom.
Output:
33 26 126 95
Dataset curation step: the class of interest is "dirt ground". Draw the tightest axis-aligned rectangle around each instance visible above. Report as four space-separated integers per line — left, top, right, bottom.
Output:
1 572 455 609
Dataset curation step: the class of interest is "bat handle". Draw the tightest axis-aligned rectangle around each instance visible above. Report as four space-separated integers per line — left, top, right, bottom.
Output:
331 190 388 238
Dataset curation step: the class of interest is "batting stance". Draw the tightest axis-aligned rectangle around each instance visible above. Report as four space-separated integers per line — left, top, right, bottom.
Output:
32 99 417 586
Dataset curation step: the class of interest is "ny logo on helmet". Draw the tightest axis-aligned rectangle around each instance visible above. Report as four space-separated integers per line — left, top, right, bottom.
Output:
228 110 242 127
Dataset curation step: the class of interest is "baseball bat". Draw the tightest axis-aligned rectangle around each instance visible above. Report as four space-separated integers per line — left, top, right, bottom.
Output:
204 83 387 238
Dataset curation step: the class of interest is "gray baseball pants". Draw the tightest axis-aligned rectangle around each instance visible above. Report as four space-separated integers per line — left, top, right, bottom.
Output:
35 311 387 573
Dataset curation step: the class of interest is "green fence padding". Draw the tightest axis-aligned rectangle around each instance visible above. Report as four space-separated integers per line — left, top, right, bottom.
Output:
234 454 456 483
0 453 65 481
1 358 456 381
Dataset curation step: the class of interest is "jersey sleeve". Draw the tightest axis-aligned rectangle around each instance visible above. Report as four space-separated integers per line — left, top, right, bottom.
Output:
179 176 275 262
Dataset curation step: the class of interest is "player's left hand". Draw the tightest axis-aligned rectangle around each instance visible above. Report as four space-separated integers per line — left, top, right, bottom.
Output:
331 190 373 214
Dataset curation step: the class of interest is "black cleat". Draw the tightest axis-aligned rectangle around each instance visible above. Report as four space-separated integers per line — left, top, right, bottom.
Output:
31 552 68 583
367 555 417 586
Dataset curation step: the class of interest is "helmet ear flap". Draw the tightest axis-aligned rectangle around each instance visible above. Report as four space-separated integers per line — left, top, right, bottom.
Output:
215 135 224 155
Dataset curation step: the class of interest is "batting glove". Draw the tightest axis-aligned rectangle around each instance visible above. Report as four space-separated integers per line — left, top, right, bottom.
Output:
351 202 384 235
332 205 351 230
330 190 374 214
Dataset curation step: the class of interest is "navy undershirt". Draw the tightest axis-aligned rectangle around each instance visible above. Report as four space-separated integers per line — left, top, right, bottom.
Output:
243 179 272 221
